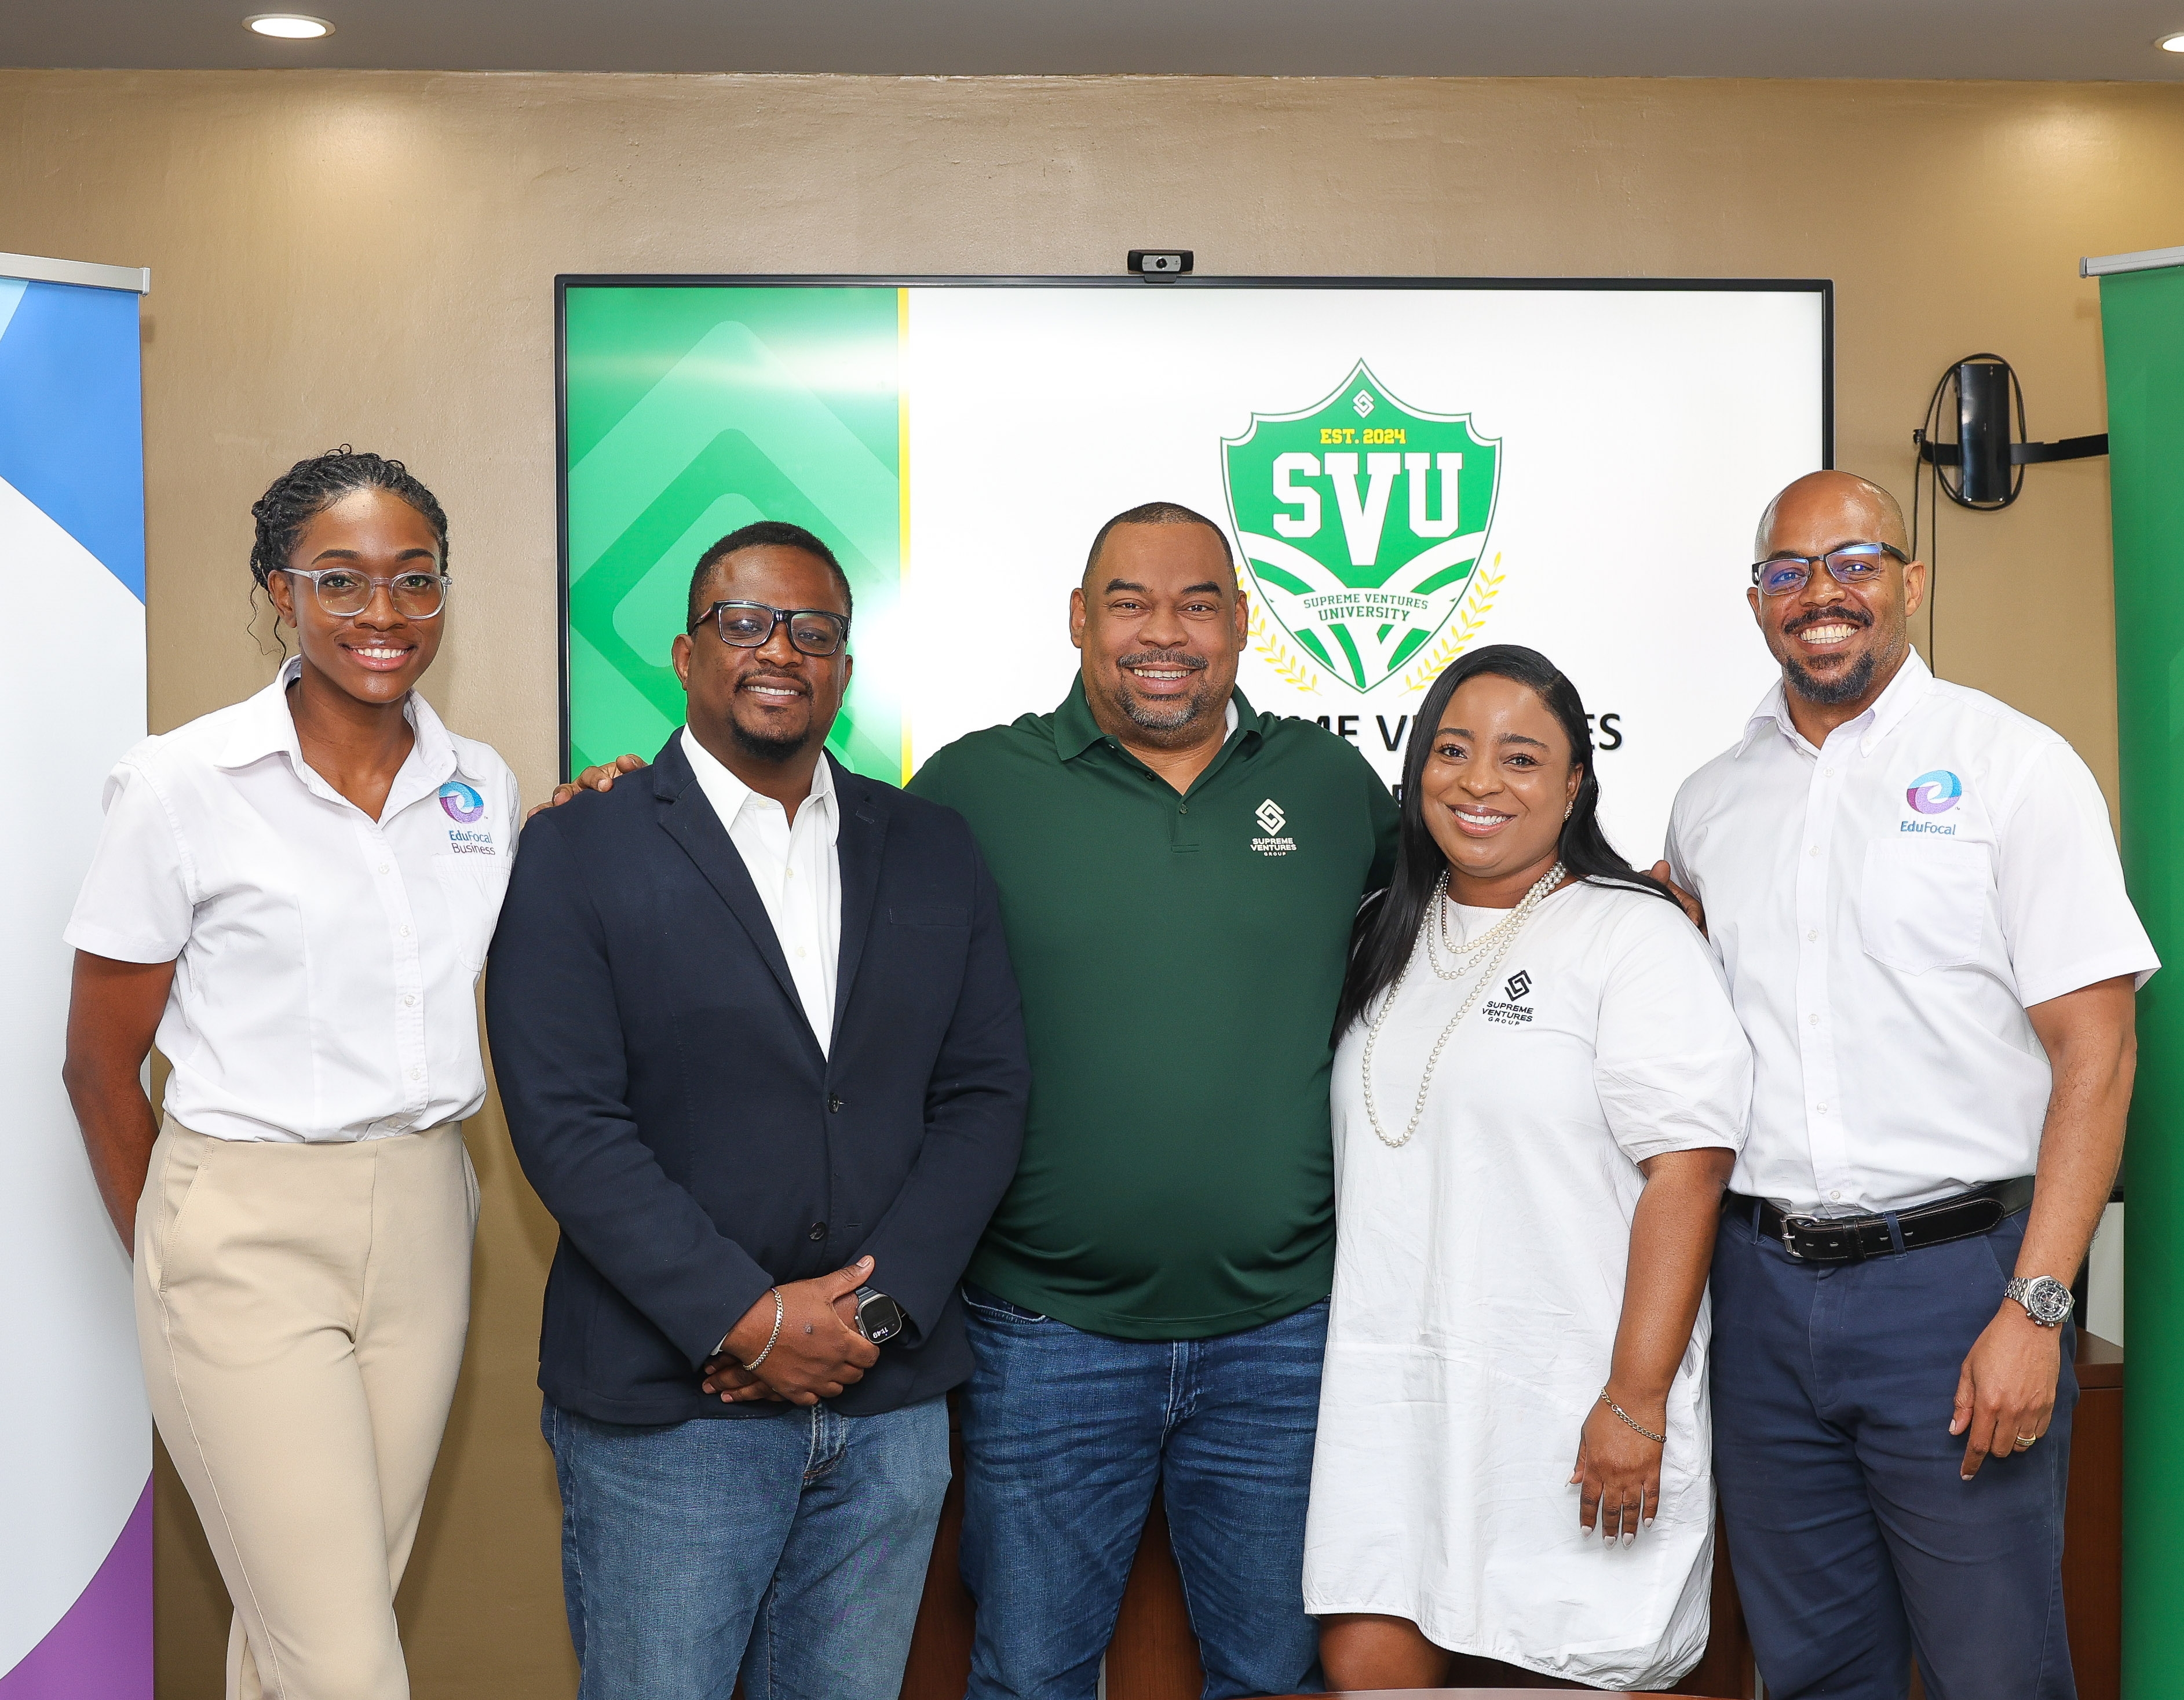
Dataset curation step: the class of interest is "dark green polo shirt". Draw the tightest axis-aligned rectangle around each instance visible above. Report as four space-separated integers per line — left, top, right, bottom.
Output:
908 680 1399 1340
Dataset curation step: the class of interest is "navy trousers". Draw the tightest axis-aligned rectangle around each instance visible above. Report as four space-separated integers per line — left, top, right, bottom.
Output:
1710 1206 2077 1700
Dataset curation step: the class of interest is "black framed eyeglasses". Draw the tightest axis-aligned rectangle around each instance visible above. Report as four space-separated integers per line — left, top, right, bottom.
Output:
689 600 851 657
1750 541 1909 597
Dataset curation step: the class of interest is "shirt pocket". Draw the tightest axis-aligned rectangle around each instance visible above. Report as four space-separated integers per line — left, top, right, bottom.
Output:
1858 836 1991 975
433 856 511 973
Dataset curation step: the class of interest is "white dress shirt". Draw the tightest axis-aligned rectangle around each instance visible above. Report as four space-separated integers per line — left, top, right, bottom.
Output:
1666 651 2157 1214
680 728 842 1055
64 658 518 1143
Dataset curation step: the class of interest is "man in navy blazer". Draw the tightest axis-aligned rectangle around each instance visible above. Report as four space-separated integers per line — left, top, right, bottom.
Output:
487 520 1027 1700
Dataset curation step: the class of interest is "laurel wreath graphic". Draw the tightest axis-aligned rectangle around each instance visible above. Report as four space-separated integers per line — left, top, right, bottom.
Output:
1398 555 1506 694
1247 600 1321 695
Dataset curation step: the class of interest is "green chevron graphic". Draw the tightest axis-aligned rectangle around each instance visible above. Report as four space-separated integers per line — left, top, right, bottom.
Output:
563 286 901 779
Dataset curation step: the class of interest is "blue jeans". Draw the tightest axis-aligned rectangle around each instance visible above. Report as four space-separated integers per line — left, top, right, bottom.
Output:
542 1396 951 1700
956 1286 1328 1700
1711 1206 2077 1700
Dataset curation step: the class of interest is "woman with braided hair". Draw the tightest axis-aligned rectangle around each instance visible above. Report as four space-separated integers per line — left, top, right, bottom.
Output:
63 448 515 1700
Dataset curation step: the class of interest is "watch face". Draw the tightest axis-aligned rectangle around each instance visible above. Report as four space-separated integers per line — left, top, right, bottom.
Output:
857 1292 907 1344
2027 1278 2073 1326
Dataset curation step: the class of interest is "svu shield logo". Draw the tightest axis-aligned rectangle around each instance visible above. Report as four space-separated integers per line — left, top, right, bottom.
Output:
1222 362 1502 694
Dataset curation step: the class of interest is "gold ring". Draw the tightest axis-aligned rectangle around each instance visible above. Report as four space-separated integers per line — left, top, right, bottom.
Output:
2014 1433 2038 1449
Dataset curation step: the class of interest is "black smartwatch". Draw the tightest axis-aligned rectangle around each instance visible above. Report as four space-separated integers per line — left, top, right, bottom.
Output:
853 1286 907 1344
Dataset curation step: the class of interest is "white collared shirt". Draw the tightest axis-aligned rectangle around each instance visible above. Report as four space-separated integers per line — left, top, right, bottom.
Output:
680 728 842 1055
64 658 518 1143
1666 651 2157 1214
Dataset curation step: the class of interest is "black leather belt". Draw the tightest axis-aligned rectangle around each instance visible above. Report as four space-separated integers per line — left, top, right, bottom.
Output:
1725 1176 2035 1264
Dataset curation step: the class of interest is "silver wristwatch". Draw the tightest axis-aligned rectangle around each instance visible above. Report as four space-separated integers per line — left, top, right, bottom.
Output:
2004 1275 2074 1328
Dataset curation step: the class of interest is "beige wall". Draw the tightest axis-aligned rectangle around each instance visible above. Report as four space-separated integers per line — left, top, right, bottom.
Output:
4 67 2178 1698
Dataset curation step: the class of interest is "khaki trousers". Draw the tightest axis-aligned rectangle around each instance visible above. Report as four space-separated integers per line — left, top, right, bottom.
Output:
136 1117 477 1700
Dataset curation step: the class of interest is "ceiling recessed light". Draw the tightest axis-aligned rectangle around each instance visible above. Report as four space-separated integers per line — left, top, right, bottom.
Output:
2161 32 2184 52
246 13 334 38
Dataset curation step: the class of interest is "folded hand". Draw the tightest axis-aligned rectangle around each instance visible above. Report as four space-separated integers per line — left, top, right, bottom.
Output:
703 1256 882 1407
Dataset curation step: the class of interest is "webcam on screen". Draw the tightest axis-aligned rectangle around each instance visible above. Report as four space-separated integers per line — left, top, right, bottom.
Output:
1127 250 1193 280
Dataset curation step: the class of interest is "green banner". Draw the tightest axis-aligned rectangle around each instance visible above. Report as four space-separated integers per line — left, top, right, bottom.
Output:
563 285 903 780
2101 260 2184 1699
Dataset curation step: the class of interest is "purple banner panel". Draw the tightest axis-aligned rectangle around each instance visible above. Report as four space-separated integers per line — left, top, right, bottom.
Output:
0 1479 151 1698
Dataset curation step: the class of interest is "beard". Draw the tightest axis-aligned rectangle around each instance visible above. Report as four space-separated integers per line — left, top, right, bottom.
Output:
1115 650 1218 742
1779 604 1906 708
1119 678 1215 735
1783 648 1877 706
728 715 810 764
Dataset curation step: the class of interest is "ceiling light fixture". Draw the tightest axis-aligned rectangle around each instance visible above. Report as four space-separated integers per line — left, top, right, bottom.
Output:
2160 32 2184 52
246 13 334 38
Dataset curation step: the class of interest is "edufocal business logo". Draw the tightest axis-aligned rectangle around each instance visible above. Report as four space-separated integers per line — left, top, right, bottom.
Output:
1905 770 1963 816
439 780 485 824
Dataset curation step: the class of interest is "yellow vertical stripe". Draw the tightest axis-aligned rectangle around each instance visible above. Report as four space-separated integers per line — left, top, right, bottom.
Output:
899 287 914 786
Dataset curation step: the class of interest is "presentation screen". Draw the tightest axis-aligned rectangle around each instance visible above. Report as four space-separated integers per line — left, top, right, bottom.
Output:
559 277 1828 862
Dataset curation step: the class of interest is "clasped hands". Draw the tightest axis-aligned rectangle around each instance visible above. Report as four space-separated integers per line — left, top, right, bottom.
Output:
700 1255 881 1407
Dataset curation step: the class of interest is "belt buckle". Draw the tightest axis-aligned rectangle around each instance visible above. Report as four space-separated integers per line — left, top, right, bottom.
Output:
1780 1214 1857 1263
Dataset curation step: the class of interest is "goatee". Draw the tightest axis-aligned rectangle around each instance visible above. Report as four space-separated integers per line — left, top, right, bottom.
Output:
729 720 809 764
1784 649 1876 706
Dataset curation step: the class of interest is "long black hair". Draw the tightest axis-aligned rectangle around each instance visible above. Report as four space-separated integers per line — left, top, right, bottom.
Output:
1331 643 1677 1038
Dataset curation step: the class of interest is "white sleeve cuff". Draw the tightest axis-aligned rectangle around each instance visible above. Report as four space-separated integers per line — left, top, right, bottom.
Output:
2017 948 2160 1011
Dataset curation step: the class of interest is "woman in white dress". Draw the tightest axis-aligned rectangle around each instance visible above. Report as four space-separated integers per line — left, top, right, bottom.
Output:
62 450 516 1700
1306 644 1752 1692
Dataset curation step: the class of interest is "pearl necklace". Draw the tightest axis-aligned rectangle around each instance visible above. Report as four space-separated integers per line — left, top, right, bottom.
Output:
1361 863 1567 1150
1430 869 1533 977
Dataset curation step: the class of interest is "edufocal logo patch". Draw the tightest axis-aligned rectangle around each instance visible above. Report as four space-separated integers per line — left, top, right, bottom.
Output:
1905 771 1963 816
439 781 485 824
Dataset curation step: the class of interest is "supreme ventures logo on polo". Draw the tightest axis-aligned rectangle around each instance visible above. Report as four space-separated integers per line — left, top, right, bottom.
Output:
1484 969 1535 1026
1251 798 1297 857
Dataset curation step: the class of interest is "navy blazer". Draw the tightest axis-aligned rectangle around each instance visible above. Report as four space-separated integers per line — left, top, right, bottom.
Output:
485 736 1028 1425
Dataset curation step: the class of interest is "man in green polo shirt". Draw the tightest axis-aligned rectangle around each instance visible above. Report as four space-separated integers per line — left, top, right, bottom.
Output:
908 501 1397 1700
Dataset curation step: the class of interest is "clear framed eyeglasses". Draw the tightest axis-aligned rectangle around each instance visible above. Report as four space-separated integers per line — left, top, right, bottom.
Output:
281 566 450 619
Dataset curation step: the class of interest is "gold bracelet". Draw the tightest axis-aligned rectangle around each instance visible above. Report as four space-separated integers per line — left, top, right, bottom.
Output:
1598 1389 1666 1445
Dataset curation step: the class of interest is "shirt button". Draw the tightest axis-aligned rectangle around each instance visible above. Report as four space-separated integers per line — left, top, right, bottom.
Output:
404 994 417 1007
1816 1102 1829 1114
1807 930 1820 942
1808 846 1819 858
784 867 795 880
828 1094 844 1113
1809 1013 1820 1026
1179 804 1189 815
1830 1190 1843 1202
399 924 412 937
795 946 806 958
377 863 390 874
808 1222 827 1241
408 1066 423 1082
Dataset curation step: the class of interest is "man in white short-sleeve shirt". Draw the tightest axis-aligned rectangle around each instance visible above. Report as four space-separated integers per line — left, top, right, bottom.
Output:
1664 470 2153 1700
